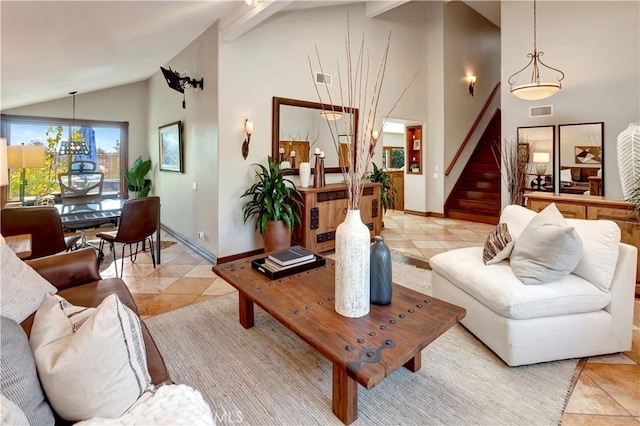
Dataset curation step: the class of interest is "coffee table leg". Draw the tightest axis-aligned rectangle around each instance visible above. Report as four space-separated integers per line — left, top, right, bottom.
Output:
238 293 254 329
332 363 357 425
403 352 422 372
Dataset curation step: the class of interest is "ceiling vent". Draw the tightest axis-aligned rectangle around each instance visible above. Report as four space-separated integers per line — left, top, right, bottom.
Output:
315 72 332 86
529 105 553 118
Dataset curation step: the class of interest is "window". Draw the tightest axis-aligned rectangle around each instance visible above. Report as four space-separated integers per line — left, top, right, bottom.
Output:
382 146 405 169
1 115 128 202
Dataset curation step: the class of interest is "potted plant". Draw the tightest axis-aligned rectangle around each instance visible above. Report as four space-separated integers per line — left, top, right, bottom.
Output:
241 156 303 252
368 162 397 215
122 156 152 198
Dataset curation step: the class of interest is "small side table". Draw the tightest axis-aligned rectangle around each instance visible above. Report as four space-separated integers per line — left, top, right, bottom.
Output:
5 234 32 259
530 174 549 191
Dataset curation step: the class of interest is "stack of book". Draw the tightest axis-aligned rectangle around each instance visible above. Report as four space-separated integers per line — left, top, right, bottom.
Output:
261 247 316 273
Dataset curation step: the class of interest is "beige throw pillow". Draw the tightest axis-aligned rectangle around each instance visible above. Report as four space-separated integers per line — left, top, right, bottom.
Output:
0 235 57 323
483 223 514 265
30 293 152 422
510 203 583 285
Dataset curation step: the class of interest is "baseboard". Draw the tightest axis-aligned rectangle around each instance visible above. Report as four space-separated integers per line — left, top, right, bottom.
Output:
160 224 217 264
217 249 263 265
403 210 445 218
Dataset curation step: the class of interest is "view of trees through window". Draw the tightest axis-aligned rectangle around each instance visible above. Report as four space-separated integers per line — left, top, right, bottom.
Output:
1 116 126 202
382 147 405 169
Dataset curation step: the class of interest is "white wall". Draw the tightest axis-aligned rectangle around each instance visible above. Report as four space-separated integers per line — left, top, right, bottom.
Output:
1 81 149 162
501 1 640 200
147 23 220 254
217 2 429 257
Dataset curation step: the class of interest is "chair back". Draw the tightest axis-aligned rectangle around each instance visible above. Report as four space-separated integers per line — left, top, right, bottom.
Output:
70 161 98 172
59 171 104 204
0 206 68 259
114 196 160 244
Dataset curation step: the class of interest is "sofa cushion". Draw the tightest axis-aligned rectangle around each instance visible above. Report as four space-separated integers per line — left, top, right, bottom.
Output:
499 205 537 240
510 203 583 285
30 293 152 422
566 218 620 291
0 394 30 425
483 223 514 265
0 235 57 323
0 316 55 425
430 247 611 320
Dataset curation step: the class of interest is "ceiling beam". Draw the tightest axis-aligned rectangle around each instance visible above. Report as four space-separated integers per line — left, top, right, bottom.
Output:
219 0 293 42
365 1 410 18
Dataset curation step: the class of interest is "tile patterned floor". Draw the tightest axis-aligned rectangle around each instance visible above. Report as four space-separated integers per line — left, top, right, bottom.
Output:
97 211 640 424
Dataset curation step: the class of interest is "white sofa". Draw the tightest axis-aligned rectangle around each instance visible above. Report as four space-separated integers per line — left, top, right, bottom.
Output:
431 205 637 366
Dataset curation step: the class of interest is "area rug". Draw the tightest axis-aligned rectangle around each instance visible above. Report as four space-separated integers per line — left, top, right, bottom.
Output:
145 262 576 425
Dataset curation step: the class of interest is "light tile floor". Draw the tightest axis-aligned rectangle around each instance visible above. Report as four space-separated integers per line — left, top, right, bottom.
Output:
96 211 639 424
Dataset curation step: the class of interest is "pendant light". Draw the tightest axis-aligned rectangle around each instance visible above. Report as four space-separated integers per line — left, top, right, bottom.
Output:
58 91 89 155
508 0 565 101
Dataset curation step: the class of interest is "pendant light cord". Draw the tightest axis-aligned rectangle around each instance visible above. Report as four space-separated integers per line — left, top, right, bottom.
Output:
533 0 537 53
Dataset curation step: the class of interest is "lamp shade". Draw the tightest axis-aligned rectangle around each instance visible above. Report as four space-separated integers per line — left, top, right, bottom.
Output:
7 144 46 168
511 83 561 101
532 152 550 163
0 138 8 186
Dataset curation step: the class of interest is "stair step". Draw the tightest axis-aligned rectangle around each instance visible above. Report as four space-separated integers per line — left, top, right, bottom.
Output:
447 209 499 225
464 171 501 181
452 190 501 202
458 179 502 191
468 162 500 172
448 199 501 214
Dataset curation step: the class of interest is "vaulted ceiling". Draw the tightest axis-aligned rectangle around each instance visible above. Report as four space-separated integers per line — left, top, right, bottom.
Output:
0 1 499 111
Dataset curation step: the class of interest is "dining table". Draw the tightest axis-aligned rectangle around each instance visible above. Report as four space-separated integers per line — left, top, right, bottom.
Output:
56 199 161 264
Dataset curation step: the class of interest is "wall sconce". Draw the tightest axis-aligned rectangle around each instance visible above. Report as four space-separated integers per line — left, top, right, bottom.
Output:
467 75 477 96
242 119 253 160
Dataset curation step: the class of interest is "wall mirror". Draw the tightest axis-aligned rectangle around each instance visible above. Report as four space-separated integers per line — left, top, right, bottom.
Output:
518 125 555 193
272 97 358 174
558 122 604 196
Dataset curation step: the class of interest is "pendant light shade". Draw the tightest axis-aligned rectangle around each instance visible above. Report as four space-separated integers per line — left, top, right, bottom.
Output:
508 0 565 101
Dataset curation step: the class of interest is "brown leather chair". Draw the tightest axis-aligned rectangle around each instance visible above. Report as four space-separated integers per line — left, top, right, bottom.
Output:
0 206 80 260
97 196 160 277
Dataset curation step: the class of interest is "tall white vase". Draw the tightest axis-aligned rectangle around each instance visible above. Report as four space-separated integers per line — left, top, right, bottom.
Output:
334 209 370 318
617 123 640 199
299 162 311 188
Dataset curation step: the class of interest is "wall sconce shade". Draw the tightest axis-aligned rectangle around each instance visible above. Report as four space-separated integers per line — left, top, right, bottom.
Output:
468 75 476 96
0 138 8 187
533 151 550 174
242 119 253 160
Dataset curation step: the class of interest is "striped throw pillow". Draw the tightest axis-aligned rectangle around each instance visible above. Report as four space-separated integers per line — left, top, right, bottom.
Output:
483 223 514 265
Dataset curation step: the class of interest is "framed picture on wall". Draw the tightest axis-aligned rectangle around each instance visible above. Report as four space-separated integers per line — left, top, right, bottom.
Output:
159 121 183 173
413 139 421 150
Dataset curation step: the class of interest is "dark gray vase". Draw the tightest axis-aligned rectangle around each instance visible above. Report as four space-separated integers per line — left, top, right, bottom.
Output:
370 235 392 305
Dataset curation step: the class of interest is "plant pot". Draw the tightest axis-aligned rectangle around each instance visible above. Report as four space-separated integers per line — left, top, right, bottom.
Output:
263 220 292 253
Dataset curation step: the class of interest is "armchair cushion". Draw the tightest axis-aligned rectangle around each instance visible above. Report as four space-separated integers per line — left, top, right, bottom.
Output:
511 203 583 285
30 293 152 422
0 236 57 323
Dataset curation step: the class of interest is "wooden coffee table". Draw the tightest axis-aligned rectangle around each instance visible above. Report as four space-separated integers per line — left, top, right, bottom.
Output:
213 253 466 424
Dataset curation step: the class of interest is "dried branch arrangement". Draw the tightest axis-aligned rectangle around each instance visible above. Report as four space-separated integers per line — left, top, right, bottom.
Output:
308 16 418 210
492 139 529 206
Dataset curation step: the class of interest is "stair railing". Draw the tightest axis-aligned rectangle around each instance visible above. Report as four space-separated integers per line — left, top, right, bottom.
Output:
445 82 501 176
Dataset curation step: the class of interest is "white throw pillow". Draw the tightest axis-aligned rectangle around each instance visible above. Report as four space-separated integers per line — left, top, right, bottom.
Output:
30 293 152 422
510 203 583 285
1 394 30 425
0 235 57 323
566 218 620 291
560 169 573 183
499 205 537 241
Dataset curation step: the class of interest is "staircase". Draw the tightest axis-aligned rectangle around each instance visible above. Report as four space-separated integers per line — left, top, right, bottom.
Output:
445 109 501 225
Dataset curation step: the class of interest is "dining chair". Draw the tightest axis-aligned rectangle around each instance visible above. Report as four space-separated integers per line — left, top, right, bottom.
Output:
0 206 80 260
58 171 104 205
97 196 160 277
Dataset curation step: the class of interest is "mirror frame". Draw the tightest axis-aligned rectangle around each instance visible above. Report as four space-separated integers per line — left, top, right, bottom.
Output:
517 125 556 193
272 96 359 175
558 121 604 196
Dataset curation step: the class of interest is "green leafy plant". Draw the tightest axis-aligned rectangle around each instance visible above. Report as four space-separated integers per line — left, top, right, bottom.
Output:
368 162 398 214
241 156 302 234
122 156 151 198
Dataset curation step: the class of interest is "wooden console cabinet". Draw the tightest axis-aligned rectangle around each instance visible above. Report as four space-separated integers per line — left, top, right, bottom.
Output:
525 192 640 298
293 183 382 253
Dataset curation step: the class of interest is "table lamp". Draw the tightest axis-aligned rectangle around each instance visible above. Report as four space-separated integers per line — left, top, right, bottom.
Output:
7 143 46 205
532 152 550 175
